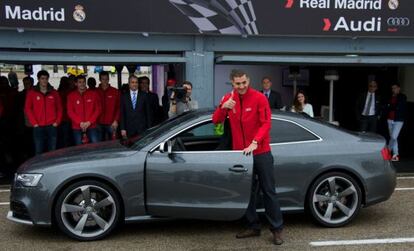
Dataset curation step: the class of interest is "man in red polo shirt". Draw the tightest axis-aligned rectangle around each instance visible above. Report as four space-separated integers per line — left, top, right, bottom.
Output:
25 70 62 155
67 75 101 145
97 71 120 141
213 69 284 245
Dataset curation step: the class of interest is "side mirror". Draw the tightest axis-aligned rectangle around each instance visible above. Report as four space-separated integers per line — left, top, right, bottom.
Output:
159 140 173 154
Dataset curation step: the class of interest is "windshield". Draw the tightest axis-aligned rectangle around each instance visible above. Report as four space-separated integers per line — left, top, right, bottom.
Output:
123 111 203 150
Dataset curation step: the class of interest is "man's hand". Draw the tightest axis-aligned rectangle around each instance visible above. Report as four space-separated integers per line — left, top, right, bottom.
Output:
52 123 58 127
111 121 118 130
33 124 39 128
84 121 91 129
243 141 258 156
80 122 86 131
222 92 236 110
121 130 127 138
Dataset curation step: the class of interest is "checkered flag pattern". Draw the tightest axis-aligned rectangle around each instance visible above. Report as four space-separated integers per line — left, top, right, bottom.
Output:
169 0 258 35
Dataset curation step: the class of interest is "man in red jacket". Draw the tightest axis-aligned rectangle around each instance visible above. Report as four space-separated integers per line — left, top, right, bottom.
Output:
24 70 62 155
212 69 284 245
67 75 101 145
97 71 120 141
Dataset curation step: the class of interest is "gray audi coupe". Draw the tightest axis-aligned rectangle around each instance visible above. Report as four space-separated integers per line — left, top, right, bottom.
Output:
7 109 396 241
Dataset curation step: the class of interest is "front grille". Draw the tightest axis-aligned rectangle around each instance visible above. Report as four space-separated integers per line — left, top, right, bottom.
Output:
10 201 32 221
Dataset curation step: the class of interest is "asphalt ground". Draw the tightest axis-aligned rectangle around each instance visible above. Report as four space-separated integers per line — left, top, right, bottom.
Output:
1 176 414 251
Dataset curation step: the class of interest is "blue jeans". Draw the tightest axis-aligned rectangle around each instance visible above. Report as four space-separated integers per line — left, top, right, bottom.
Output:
387 120 404 156
98 124 114 141
33 125 57 155
73 128 99 145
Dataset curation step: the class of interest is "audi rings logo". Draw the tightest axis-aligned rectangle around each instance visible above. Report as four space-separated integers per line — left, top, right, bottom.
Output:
387 17 410 27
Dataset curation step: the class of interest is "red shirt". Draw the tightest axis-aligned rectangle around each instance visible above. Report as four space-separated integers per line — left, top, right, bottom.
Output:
388 96 397 120
24 87 62 127
67 90 102 129
97 86 120 125
213 87 271 156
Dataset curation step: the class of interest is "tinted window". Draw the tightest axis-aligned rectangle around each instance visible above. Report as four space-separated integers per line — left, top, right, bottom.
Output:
271 119 318 143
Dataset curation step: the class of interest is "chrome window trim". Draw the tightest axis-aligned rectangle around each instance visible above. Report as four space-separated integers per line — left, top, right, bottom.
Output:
150 117 323 153
270 117 323 146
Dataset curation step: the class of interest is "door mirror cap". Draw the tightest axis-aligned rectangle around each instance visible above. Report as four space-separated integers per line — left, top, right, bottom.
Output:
159 141 173 154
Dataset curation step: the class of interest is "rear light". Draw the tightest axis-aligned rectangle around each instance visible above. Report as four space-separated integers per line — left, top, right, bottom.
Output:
381 147 391 161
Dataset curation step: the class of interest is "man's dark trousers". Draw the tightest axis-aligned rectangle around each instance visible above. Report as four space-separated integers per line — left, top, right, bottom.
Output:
359 115 377 133
33 125 57 155
245 151 283 231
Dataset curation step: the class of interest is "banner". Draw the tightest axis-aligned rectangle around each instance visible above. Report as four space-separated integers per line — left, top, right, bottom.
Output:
0 0 413 37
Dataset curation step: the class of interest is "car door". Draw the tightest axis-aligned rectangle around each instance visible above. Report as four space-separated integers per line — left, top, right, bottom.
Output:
145 120 254 221
270 117 322 210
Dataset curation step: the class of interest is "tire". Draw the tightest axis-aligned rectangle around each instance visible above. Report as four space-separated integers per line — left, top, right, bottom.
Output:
308 172 362 227
54 180 121 241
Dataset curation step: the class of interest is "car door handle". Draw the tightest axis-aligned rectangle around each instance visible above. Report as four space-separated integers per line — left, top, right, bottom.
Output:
229 165 248 173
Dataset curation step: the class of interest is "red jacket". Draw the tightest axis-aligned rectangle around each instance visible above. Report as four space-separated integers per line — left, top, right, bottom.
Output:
67 90 102 129
213 87 271 156
24 86 63 127
97 86 120 125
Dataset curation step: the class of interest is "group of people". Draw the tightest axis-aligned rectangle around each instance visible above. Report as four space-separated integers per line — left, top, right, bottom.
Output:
356 80 407 161
0 69 198 178
260 76 314 117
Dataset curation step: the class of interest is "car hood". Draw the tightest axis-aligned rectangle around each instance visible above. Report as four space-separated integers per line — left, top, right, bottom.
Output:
18 140 136 172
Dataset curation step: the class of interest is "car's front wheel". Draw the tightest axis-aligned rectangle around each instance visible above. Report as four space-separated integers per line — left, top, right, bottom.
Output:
54 180 121 241
308 172 362 227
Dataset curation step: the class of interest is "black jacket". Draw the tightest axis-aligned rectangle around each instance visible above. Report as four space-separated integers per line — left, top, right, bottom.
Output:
120 91 153 138
355 91 382 120
262 90 283 109
386 93 407 122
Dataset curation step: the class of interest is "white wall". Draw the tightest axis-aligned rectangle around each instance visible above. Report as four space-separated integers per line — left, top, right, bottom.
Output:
400 66 414 102
214 64 293 106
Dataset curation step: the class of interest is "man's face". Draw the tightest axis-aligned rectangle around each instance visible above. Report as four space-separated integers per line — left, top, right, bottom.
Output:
129 78 139 91
262 78 272 91
368 81 378 93
38 75 49 88
392 85 400 95
76 79 87 92
183 84 192 97
100 75 109 87
232 75 250 95
23 79 33 90
139 79 150 92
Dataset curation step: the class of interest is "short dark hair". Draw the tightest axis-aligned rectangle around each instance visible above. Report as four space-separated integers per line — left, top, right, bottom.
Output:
128 75 139 83
262 76 272 82
37 70 49 79
75 75 86 82
182 81 193 88
138 76 150 84
230 69 249 80
392 83 401 87
99 71 109 79
23 76 34 84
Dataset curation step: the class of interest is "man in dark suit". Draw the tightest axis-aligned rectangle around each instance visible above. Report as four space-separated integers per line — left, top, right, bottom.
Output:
356 80 382 133
138 76 163 126
120 75 152 138
261 77 283 109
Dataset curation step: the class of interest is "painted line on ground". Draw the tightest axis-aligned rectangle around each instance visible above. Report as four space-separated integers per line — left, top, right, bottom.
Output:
310 238 414 247
0 190 10 193
397 177 414 180
0 202 10 206
395 188 414 191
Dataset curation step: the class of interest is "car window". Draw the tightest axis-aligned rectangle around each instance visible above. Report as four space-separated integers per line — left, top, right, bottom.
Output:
271 119 319 144
173 121 231 152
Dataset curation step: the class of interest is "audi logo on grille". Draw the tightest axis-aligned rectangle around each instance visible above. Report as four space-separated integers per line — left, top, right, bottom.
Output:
387 17 410 26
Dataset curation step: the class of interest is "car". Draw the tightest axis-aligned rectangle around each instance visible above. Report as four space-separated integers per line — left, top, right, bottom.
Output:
7 109 396 241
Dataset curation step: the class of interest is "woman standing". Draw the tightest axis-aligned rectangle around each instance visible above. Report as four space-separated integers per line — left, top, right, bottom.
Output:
386 84 407 162
291 90 314 117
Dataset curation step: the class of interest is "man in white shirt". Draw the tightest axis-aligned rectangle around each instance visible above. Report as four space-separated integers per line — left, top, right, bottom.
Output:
356 81 381 133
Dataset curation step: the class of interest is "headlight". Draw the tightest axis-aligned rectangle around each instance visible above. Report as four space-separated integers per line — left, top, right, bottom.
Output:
16 174 43 187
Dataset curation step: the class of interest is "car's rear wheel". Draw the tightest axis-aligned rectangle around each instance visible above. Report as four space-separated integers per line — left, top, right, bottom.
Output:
54 180 121 241
308 172 362 227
